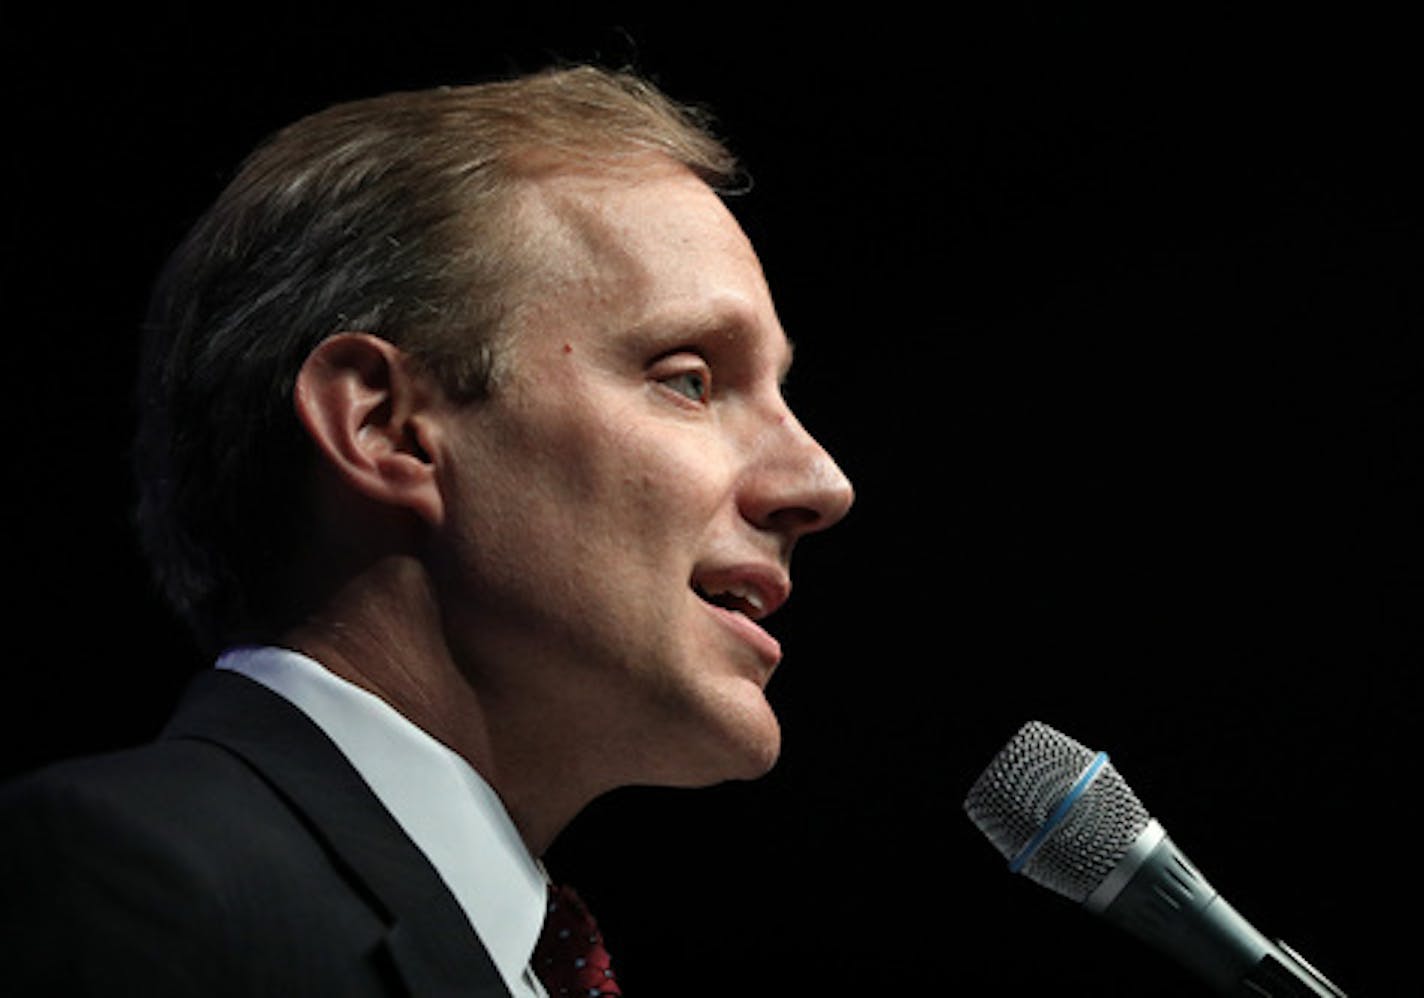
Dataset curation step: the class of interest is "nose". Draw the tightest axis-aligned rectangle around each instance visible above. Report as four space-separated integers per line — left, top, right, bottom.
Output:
739 408 855 543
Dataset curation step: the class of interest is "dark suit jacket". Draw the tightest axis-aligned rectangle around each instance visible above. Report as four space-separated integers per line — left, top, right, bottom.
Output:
0 669 512 996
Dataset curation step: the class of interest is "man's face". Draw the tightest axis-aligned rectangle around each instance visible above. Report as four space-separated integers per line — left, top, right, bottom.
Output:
432 158 853 789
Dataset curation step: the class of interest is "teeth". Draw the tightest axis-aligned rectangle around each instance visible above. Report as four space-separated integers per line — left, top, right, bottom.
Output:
700 582 766 614
730 585 765 613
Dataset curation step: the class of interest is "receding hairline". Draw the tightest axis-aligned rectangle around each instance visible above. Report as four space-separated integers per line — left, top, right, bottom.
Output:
489 153 796 390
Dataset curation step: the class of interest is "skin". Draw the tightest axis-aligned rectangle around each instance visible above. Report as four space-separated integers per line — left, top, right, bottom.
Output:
288 154 854 855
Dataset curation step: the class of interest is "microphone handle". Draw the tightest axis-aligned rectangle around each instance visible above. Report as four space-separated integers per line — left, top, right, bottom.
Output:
1085 820 1347 997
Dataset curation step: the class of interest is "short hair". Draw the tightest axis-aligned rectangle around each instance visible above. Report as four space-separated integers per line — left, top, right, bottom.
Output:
134 65 741 653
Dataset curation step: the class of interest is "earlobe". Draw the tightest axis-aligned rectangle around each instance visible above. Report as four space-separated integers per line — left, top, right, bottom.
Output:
294 333 445 526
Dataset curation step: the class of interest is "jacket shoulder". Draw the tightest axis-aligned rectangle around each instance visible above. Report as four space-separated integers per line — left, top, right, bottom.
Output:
0 740 392 995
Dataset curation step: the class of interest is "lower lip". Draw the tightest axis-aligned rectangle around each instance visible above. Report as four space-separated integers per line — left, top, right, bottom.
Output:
699 599 783 668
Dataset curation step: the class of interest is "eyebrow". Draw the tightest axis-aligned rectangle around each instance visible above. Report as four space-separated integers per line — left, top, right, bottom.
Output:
629 302 796 384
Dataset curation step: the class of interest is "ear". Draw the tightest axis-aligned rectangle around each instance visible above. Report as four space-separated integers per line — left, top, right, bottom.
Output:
294 333 445 527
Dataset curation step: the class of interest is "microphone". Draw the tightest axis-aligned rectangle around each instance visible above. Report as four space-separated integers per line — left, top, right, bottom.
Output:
963 721 1347 996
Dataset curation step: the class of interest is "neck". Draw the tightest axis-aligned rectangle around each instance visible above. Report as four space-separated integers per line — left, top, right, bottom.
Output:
278 554 602 857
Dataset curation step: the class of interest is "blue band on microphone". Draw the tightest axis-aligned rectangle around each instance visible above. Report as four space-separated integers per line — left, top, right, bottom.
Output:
1008 750 1109 874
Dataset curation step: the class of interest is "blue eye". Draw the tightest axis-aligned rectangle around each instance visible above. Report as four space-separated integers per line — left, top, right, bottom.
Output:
663 369 710 403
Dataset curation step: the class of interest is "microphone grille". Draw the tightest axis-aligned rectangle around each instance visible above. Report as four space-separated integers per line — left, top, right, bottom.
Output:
963 720 1151 902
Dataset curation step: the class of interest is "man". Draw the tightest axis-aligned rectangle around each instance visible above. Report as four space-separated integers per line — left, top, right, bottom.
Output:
0 66 853 995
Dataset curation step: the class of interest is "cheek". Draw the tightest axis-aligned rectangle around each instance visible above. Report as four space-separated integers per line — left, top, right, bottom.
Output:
530 400 730 530
453 383 739 577
605 434 734 538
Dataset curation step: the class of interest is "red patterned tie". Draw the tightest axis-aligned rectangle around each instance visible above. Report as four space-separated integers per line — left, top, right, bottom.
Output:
533 884 623 996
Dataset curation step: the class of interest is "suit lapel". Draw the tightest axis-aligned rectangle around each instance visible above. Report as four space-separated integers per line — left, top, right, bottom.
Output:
161 669 511 998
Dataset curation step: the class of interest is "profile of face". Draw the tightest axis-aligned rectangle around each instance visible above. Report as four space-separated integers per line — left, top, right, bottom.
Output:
431 156 854 790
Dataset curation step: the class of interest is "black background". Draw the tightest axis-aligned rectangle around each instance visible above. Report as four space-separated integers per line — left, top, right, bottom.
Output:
3 5 1417 994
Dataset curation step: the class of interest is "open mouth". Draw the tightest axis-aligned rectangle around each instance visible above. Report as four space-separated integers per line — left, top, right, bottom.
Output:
692 580 768 620
691 575 785 666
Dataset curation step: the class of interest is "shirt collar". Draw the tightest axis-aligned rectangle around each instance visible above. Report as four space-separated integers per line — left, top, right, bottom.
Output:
216 645 547 996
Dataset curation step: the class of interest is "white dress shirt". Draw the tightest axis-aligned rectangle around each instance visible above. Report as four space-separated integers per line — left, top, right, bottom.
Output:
216 645 549 997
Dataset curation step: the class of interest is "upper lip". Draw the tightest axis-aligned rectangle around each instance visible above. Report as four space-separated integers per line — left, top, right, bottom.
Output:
690 564 791 621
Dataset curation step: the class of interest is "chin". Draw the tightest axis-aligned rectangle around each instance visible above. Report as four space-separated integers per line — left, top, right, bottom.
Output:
628 652 786 787
677 694 783 787
731 731 782 781
662 746 779 790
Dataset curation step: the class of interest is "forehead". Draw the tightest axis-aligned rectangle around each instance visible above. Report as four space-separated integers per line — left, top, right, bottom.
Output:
522 155 750 252
507 158 794 373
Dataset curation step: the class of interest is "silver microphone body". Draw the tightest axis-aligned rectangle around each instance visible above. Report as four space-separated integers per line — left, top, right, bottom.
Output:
964 721 1346 997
